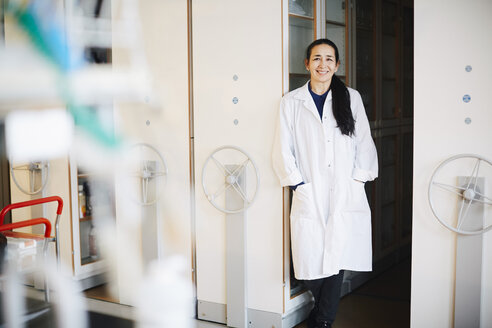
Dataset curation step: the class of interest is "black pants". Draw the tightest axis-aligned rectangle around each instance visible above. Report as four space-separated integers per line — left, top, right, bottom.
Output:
303 271 344 327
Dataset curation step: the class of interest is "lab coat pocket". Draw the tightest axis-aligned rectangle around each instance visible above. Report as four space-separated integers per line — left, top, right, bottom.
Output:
290 182 314 220
346 178 370 213
291 215 320 278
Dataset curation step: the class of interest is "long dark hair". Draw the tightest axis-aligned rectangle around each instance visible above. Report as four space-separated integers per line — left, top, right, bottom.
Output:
306 39 355 136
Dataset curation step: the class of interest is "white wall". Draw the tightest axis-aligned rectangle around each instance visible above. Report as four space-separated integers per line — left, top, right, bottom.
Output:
193 0 284 313
412 0 492 326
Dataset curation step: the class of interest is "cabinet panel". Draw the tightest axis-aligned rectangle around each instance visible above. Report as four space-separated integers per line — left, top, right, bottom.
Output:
326 0 348 78
382 80 396 119
401 132 413 199
356 30 373 80
381 164 396 205
382 36 397 79
402 6 414 119
358 79 375 120
326 0 345 23
381 135 396 166
326 23 346 76
356 0 374 29
381 203 397 249
289 0 314 17
382 1 397 36
401 131 413 238
356 1 375 121
289 12 314 91
289 16 314 75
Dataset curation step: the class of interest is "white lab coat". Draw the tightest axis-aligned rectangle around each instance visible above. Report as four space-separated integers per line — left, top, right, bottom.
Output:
272 81 378 280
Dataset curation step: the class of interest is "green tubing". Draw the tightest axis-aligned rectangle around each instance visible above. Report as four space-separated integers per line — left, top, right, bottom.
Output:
8 3 122 149
68 104 121 148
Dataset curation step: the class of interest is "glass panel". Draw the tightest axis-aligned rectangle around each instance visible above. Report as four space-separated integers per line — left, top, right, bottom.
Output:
382 36 396 79
402 132 413 199
356 0 373 29
326 23 346 76
356 30 373 80
357 79 374 119
381 164 396 205
326 0 345 24
77 175 115 266
356 28 374 119
289 74 310 91
402 132 413 238
403 7 414 118
381 135 396 166
382 1 397 36
403 7 414 55
77 176 100 265
289 16 314 75
382 80 396 119
381 203 396 249
289 0 314 17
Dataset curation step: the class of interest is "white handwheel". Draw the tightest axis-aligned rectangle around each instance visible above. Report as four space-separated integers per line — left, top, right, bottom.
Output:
202 146 259 214
428 154 492 235
129 143 168 206
10 161 50 195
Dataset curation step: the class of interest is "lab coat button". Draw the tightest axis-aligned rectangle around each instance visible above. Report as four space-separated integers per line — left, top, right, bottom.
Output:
328 164 332 168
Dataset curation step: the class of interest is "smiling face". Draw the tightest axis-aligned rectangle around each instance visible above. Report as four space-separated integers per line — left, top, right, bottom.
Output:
305 43 340 87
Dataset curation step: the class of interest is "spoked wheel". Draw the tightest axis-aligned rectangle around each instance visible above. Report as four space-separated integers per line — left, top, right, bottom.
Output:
202 146 259 214
10 161 50 195
129 143 168 206
428 154 492 235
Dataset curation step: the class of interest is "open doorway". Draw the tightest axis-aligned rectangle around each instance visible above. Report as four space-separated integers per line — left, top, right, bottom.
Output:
287 0 413 326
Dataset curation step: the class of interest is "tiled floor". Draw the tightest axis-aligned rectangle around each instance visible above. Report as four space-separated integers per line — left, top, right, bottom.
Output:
294 259 411 328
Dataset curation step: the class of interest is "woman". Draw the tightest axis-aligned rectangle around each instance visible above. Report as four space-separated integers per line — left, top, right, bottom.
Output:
272 39 378 328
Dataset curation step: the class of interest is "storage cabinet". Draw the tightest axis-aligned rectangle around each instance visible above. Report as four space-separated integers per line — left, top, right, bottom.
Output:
325 0 347 79
65 0 113 288
288 0 315 91
69 161 109 287
355 0 414 265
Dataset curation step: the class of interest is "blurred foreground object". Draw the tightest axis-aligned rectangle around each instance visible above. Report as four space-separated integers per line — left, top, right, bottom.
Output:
6 109 73 162
0 0 156 149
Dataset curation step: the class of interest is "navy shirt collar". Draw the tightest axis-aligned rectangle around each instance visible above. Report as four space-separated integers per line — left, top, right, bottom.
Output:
308 82 331 120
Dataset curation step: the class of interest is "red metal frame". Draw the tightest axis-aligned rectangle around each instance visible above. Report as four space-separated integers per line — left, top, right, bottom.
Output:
0 196 63 238
0 218 52 238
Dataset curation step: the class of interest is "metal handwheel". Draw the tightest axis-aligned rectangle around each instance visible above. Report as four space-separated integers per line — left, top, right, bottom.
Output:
129 143 168 206
202 146 259 214
428 154 492 235
10 161 50 195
